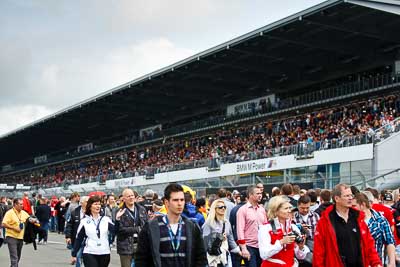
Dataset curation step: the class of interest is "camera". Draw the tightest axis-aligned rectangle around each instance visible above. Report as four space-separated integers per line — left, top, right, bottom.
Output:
288 231 304 244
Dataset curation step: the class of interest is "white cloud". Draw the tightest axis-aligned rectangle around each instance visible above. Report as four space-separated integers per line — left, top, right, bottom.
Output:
0 105 54 137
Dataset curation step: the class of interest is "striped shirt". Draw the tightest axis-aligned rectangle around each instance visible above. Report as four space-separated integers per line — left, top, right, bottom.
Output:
158 216 186 267
293 211 320 240
367 209 395 262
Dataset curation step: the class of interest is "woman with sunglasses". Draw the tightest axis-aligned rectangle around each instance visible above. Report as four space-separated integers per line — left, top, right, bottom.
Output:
72 195 124 267
202 199 241 267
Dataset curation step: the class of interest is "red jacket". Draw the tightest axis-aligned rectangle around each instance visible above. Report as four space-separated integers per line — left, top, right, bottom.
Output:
22 197 33 215
313 205 381 267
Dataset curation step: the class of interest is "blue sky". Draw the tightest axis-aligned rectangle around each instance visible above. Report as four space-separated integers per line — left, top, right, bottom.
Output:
0 0 324 136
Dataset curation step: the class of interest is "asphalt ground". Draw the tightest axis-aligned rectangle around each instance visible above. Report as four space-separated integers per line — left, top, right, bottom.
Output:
0 232 121 267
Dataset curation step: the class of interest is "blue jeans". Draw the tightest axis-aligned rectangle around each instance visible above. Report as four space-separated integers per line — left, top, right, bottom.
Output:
75 246 83 267
243 246 261 267
50 216 57 232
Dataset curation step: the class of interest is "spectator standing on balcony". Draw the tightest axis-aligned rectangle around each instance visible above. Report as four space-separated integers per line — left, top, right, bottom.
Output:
236 185 266 267
22 192 33 215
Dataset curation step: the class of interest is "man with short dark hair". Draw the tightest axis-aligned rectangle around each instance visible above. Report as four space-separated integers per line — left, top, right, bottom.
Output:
313 184 382 267
293 195 320 241
236 185 266 267
281 183 297 207
136 183 207 267
314 189 332 216
2 198 34 267
230 190 247 267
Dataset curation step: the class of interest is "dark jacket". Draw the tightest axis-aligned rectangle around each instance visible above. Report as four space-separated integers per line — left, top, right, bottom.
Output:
35 204 51 224
135 216 207 267
65 206 83 245
116 203 148 255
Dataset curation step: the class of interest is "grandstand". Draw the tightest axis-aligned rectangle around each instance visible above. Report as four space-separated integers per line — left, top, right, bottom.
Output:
1 0 400 197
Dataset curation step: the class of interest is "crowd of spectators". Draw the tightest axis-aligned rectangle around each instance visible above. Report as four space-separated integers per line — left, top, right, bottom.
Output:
1 92 400 189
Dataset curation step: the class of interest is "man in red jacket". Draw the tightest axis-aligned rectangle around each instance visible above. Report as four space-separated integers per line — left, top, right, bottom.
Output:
313 183 382 267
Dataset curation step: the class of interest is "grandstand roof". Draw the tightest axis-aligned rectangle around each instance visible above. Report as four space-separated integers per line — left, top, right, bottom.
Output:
1 0 400 166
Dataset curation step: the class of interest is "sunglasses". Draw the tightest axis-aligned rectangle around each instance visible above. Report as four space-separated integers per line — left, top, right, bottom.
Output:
216 206 227 210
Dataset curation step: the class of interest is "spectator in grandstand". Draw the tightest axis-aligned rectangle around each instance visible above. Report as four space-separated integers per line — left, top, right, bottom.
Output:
35 197 51 245
229 190 247 267
135 183 207 267
217 188 235 219
182 192 205 227
2 198 37 267
65 196 88 267
203 199 241 267
22 192 33 215
258 195 309 267
115 188 148 267
313 184 382 267
281 184 298 208
355 192 396 266
236 185 266 267
72 195 124 267
314 189 333 216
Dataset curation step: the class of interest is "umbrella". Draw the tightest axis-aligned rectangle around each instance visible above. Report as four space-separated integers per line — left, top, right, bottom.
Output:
88 191 106 197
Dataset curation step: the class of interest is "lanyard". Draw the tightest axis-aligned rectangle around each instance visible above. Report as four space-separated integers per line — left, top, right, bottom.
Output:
126 208 136 224
91 216 104 239
13 208 22 223
164 216 183 253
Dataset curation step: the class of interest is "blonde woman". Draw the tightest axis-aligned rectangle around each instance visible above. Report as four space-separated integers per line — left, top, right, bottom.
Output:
258 196 309 267
202 199 241 267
